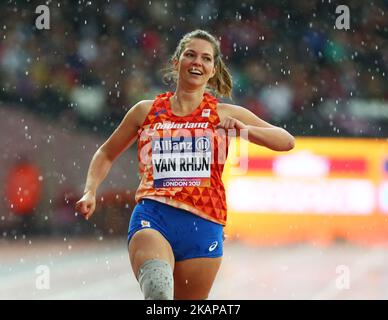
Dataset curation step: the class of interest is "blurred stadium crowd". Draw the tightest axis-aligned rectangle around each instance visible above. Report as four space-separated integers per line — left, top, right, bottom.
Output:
1 0 387 137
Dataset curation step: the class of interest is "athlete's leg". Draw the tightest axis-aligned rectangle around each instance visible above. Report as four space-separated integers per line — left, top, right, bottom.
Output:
173 257 222 300
128 228 175 299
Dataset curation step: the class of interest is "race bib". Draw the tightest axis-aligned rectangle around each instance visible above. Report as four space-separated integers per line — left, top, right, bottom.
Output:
152 136 212 188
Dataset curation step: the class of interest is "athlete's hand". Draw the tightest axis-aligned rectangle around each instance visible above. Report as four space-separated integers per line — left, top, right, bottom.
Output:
75 191 96 220
217 116 247 130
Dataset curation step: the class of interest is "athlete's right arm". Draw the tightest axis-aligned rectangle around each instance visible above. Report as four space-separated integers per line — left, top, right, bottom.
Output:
75 100 153 220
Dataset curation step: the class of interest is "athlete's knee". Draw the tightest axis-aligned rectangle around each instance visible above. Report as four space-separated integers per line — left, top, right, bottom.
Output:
138 259 174 300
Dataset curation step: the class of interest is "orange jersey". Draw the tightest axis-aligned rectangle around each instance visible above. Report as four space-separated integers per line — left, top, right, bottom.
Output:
135 91 229 225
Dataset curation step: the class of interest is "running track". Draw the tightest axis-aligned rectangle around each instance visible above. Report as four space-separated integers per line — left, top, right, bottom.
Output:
1 238 388 299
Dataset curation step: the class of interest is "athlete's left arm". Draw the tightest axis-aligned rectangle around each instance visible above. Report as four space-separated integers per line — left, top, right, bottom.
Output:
218 103 295 152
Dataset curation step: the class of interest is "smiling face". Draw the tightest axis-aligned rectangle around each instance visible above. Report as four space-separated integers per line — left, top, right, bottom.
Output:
174 38 217 89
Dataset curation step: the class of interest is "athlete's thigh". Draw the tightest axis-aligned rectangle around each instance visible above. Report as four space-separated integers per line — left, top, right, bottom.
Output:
173 257 222 300
128 228 175 279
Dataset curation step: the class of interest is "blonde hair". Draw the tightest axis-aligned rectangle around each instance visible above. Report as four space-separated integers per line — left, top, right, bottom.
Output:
163 30 233 98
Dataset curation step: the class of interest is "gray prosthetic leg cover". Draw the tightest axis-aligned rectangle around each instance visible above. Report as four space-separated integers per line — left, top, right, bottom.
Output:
137 259 174 300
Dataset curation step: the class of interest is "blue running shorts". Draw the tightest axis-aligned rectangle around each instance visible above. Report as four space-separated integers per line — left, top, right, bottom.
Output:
128 198 224 261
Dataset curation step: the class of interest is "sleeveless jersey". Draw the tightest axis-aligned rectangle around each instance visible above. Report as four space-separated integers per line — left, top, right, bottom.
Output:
135 91 229 225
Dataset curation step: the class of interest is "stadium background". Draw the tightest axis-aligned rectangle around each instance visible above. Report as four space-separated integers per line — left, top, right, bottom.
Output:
1 0 388 299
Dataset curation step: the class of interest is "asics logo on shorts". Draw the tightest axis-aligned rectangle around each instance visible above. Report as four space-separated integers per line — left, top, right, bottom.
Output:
141 220 151 228
208 241 218 252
